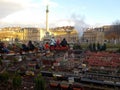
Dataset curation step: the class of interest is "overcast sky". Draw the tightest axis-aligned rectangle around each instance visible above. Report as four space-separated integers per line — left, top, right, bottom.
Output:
0 0 120 34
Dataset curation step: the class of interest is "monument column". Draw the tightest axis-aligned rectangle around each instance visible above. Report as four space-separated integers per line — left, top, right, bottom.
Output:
43 4 51 43
46 5 49 33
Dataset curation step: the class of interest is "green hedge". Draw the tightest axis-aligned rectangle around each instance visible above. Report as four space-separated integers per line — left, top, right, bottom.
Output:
106 43 120 48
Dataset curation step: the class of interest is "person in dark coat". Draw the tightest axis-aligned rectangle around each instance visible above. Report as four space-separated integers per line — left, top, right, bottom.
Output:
60 38 68 47
0 42 4 53
27 40 35 51
22 44 29 52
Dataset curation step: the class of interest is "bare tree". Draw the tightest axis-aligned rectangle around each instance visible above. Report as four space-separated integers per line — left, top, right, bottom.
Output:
105 20 120 44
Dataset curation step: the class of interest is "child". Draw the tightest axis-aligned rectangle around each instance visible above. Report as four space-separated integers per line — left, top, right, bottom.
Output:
44 42 50 50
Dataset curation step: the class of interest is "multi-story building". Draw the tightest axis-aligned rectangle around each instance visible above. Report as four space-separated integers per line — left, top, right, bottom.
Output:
0 26 79 43
22 28 41 42
82 24 120 44
0 27 43 42
105 25 120 44
95 27 105 44
50 26 79 43
82 29 96 43
0 27 22 42
83 27 106 44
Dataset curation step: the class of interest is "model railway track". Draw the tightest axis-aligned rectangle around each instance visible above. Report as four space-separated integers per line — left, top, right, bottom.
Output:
40 71 120 88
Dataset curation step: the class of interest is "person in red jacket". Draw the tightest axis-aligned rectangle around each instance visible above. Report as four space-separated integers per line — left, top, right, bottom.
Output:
44 42 50 50
56 38 60 47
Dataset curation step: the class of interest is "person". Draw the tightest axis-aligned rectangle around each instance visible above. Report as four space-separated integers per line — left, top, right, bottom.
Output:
27 40 35 51
12 44 20 53
44 42 50 50
50 37 56 47
60 38 68 47
39 42 44 51
56 38 60 47
22 43 29 52
2 43 10 54
0 42 4 53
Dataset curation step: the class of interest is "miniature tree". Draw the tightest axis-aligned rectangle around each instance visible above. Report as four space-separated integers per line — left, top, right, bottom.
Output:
13 57 18 65
12 74 22 90
0 71 10 90
102 43 107 51
88 43 93 51
97 43 100 51
0 71 9 83
93 43 96 51
34 74 45 90
73 43 82 50
0 57 2 66
117 48 120 53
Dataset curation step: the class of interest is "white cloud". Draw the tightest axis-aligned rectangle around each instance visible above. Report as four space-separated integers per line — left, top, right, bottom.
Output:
0 0 59 28
0 0 89 34
0 0 41 18
1 9 44 27
0 1 23 18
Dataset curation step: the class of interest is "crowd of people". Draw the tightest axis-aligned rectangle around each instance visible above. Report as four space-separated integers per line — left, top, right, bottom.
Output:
0 37 69 54
44 37 69 50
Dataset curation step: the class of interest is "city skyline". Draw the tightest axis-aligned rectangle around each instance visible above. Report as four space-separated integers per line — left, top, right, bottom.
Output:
0 0 120 33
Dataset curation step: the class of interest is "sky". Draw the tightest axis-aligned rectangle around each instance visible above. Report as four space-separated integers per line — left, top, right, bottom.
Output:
0 0 120 33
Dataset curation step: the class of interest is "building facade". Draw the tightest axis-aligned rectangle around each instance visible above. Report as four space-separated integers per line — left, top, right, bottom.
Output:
82 25 120 44
50 26 79 43
22 28 41 42
83 27 105 44
0 27 42 42
0 26 79 43
0 27 22 42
